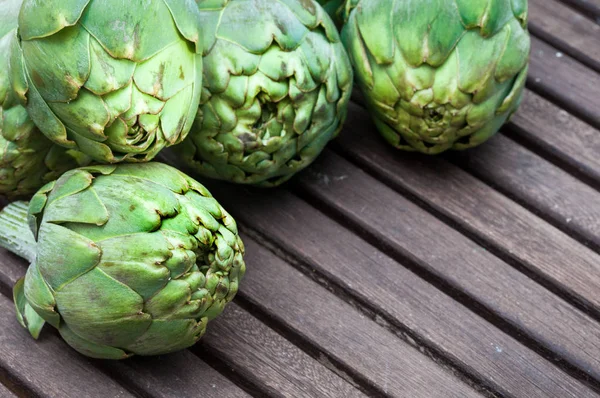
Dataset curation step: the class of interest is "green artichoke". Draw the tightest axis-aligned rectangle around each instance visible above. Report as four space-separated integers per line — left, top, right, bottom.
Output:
173 0 353 187
0 163 245 359
342 0 530 154
0 0 89 198
10 0 204 163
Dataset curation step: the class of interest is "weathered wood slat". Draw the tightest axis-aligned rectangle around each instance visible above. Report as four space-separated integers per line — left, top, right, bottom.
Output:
200 303 366 398
204 181 600 398
450 133 600 251
528 36 600 128
235 238 484 398
293 143 600 381
529 0 600 72
334 104 600 317
559 0 600 20
0 249 362 398
0 383 15 398
507 90 600 187
110 352 251 398
0 294 134 398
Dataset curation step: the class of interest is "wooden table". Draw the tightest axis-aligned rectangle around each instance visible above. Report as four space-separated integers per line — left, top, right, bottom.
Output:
1 1 599 396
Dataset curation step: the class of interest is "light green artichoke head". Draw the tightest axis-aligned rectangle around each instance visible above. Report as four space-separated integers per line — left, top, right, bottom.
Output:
342 0 530 154
10 0 204 163
9 163 246 359
0 0 89 198
174 0 353 187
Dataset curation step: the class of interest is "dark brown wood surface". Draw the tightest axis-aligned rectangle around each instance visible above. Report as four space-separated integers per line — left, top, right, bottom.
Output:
1 2 600 397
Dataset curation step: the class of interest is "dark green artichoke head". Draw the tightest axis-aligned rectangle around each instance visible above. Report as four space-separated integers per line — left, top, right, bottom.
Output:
0 0 89 198
174 0 353 187
10 163 245 359
10 0 204 163
342 0 530 154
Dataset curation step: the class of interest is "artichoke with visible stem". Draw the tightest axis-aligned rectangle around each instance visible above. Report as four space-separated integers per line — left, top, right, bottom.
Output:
172 0 353 187
0 0 90 198
342 0 530 154
10 0 204 163
0 163 246 359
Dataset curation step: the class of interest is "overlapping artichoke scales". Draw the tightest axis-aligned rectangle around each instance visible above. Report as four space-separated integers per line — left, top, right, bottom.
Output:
19 163 245 359
342 0 530 154
176 0 353 187
11 0 203 164
0 0 89 198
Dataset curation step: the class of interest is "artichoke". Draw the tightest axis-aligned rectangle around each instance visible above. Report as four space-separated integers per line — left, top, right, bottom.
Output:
0 0 89 198
0 163 246 359
173 0 353 187
342 0 530 154
10 0 204 163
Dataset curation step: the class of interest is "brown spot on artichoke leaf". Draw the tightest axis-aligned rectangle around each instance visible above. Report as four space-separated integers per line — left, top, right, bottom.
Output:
152 63 166 95
179 66 185 80
129 204 136 211
30 69 46 89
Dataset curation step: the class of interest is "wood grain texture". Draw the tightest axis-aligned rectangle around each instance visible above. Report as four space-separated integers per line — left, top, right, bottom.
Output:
235 237 484 398
529 0 600 72
507 90 600 186
559 0 600 20
200 303 367 398
528 36 600 128
204 182 600 397
450 133 600 250
0 382 15 398
0 294 134 398
334 104 600 317
103 352 251 398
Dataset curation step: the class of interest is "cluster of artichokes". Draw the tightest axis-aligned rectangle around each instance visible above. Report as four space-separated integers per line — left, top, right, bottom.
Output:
0 0 530 359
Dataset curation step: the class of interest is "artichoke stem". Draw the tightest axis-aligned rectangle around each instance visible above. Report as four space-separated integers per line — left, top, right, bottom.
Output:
0 201 36 262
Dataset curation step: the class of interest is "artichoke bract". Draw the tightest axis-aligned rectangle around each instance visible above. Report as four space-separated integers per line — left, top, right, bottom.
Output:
342 0 530 154
316 0 346 26
1 0 89 198
10 0 203 163
174 0 353 187
0 163 246 359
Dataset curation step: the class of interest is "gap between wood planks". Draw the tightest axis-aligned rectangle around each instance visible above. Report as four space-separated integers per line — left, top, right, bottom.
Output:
557 0 600 24
234 226 500 398
287 172 600 394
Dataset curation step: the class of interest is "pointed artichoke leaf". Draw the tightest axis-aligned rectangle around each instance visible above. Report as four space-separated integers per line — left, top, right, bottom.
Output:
36 223 101 291
97 232 172 301
55 267 152 347
85 38 136 95
45 169 94 205
125 318 205 356
162 0 203 52
23 74 73 148
80 0 181 61
21 26 90 102
107 162 188 192
58 322 131 360
43 187 109 225
23 261 60 328
134 40 196 100
13 278 45 339
18 0 90 40
218 0 307 53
